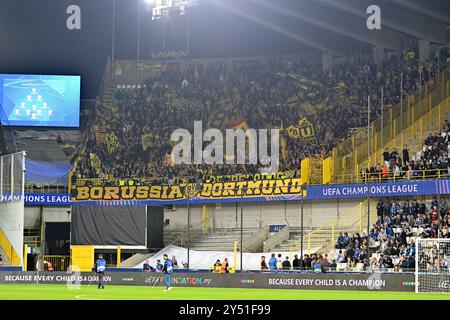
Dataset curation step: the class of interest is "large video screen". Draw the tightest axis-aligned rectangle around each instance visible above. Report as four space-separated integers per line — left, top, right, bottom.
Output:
0 74 80 127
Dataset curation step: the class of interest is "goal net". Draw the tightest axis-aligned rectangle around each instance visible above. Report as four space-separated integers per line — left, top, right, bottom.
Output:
415 238 450 293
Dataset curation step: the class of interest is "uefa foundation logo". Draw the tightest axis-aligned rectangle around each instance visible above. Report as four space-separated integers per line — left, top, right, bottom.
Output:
170 121 280 174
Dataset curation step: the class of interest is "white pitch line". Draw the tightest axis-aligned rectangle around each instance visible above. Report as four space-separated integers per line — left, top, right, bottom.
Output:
74 294 101 300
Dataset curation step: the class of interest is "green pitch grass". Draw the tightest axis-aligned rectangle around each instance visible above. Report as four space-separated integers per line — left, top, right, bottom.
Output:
0 284 449 300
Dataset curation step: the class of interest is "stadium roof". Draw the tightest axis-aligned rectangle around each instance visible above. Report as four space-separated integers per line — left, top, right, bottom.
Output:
214 0 450 57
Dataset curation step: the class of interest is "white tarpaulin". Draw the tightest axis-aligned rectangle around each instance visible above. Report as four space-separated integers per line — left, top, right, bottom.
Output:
133 245 319 270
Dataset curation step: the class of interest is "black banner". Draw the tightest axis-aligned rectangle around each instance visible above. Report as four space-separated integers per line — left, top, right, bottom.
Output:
0 271 415 292
71 205 146 246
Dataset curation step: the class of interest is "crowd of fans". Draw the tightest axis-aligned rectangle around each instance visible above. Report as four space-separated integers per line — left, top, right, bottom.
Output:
210 258 230 273
418 241 450 273
74 47 440 183
335 198 450 272
260 253 336 273
362 121 450 181
142 256 180 272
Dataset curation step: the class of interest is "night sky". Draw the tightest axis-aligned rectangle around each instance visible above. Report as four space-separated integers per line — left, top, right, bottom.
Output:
0 0 315 99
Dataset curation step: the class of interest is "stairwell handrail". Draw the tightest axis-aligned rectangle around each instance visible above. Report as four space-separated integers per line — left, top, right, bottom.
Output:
295 200 373 252
167 220 204 247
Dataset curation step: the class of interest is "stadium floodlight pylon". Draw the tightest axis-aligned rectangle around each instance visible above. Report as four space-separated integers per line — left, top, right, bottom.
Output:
415 238 450 294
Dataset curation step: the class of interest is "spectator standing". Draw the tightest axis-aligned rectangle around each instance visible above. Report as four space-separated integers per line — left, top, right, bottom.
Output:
276 254 283 270
260 256 268 270
221 258 230 273
303 254 312 270
383 148 391 168
268 254 277 270
336 250 345 263
282 256 291 270
156 259 163 272
402 146 409 166
292 254 300 269
172 256 178 269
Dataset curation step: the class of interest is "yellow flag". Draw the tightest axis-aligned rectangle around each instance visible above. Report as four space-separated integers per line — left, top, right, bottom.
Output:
105 132 120 154
89 153 101 174
281 136 288 159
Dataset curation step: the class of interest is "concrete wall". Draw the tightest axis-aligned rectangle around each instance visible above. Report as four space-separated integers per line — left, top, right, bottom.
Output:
24 207 40 228
164 199 364 231
0 201 24 263
24 206 71 229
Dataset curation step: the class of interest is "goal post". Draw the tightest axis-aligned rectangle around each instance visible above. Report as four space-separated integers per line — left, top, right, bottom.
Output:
415 238 450 293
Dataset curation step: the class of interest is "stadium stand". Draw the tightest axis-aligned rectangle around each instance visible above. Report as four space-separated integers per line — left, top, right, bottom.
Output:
73 47 438 184
184 227 260 252
332 199 450 273
5 1 450 304
318 121 450 272
362 121 450 181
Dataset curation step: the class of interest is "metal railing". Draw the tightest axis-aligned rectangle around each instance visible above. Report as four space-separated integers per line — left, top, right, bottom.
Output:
332 168 450 185
333 70 449 183
25 184 69 194
287 200 377 257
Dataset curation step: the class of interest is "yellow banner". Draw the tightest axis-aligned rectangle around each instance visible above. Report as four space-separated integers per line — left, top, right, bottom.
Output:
73 178 303 202
285 118 316 144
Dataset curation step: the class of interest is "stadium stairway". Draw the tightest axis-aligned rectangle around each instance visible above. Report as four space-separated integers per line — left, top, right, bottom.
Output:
332 70 450 182
105 86 115 106
120 229 191 267
183 228 261 252
119 252 155 268
164 229 187 247
274 201 378 254
373 95 450 167
271 227 314 252
409 102 449 146
121 228 265 267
